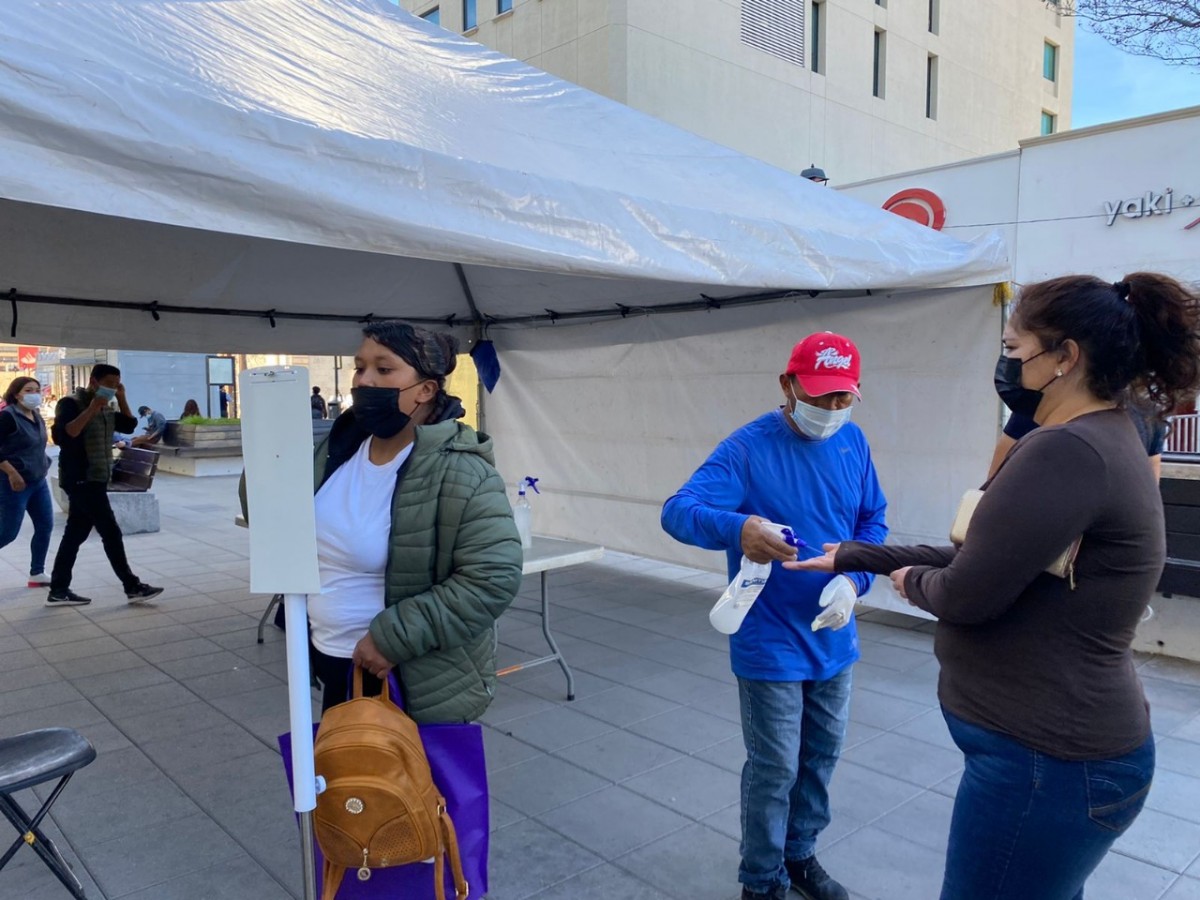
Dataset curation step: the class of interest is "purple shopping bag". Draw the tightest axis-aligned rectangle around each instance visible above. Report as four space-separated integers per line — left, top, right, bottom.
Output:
278 673 490 899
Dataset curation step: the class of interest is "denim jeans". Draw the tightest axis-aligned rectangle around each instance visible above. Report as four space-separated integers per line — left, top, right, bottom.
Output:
737 667 853 893
941 707 1155 900
0 477 54 575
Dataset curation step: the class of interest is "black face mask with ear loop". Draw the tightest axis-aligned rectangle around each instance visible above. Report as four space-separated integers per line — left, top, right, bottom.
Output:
993 349 1061 418
350 383 424 438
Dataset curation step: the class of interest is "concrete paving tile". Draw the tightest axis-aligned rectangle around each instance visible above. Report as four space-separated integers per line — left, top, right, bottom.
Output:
482 726 547 772
90 681 199 720
209 683 294 721
819 824 946 900
622 756 740 819
627 705 742 753
140 719 270 776
73 664 174 698
56 745 162 801
0 633 31 653
153 650 249 680
2 663 63 690
490 798 526 832
0 647 44 675
48 770 202 848
135 635 227 664
556 728 683 783
701 801 741 841
568 685 682 727
615 822 740 900
890 706 958 752
0 680 83 716
489 755 610 817
74 720 132 755
526 862 668 900
1086 852 1179 900
479 686 559 725
842 731 963 788
49 649 145 679
1174 713 1200 745
846 687 931 730
187 614 259 638
110 698 234 744
117 623 200 649
871 790 954 852
828 760 927 824
24 621 108 647
517 668 617 702
233 639 289 666
537 784 692 859
116 853 295 900
1115 808 1200 872
1163 877 1200 900
693 735 746 774
182 664 283 700
76 811 244 897
36 636 127 663
632 668 731 706
1159 737 1200 779
487 818 603 900
0 698 107 734
500 705 616 752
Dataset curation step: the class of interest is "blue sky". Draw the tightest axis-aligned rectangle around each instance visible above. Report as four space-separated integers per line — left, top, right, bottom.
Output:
1072 25 1200 128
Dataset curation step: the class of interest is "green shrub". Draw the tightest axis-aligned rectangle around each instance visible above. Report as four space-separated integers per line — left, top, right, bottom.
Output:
179 416 241 425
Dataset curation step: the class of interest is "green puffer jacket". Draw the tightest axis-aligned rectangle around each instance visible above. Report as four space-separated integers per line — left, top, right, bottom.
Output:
314 413 522 724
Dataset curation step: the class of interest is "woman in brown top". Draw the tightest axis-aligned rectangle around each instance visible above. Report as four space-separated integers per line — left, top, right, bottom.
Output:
790 273 1200 900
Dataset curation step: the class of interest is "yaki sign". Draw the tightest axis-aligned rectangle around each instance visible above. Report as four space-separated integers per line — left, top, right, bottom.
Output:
1103 187 1200 229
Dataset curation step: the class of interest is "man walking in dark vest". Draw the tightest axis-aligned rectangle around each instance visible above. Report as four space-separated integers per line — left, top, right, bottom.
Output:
47 364 163 607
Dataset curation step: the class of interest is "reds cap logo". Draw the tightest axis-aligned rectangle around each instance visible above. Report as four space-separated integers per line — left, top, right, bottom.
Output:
786 333 861 398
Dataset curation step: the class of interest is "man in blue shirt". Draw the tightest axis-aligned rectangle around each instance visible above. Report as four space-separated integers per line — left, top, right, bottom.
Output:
662 332 887 900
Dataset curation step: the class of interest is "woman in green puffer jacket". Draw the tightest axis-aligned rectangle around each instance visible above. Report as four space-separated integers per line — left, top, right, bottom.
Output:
309 320 522 723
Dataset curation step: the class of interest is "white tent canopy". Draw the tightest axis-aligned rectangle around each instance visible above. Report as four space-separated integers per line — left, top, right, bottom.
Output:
0 0 1005 353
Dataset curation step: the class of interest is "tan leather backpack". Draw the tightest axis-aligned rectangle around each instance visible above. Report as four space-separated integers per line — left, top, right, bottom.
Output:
313 668 468 900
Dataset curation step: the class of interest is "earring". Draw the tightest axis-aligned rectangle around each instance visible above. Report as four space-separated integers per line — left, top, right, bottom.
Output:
1056 369 1063 377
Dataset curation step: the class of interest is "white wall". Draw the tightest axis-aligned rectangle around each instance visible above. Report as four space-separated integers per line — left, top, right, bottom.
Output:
110 351 209 423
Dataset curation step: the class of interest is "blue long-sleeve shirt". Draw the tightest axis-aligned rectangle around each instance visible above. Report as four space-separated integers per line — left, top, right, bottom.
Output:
662 409 888 681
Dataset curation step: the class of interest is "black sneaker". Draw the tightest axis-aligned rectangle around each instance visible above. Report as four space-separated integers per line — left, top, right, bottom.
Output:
785 856 848 900
45 590 91 608
742 887 788 900
125 583 164 603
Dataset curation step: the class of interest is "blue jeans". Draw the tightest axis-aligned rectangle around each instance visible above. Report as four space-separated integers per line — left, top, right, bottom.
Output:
941 708 1154 900
738 667 853 893
0 477 53 576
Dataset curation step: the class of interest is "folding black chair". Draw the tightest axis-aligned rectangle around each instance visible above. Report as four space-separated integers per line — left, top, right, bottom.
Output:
0 728 96 899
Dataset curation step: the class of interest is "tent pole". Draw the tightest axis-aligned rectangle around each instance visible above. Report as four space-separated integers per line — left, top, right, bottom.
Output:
284 593 320 900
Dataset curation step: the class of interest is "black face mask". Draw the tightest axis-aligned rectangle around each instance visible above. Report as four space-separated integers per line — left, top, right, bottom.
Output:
350 384 423 438
993 349 1059 418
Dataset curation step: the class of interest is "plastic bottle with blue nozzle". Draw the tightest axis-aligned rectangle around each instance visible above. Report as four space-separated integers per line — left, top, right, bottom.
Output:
709 523 813 634
513 476 539 550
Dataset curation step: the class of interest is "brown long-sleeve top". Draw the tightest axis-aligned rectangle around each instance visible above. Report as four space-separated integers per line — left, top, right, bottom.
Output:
837 409 1163 760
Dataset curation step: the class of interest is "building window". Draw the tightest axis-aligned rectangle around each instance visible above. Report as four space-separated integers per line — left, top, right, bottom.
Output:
740 0 806 67
928 0 939 35
873 29 886 98
463 0 477 30
876 0 886 6
810 1 823 74
926 54 938 119
1043 41 1058 81
421 6 440 25
1041 111 1056 135
498 0 512 12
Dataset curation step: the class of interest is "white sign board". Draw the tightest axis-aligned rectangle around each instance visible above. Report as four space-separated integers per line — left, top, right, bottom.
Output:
239 366 321 595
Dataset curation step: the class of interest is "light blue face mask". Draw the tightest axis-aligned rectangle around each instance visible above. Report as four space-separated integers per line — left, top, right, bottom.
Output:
790 387 852 440
95 386 117 402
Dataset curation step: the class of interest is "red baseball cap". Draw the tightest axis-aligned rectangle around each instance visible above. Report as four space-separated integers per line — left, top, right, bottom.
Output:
786 332 861 398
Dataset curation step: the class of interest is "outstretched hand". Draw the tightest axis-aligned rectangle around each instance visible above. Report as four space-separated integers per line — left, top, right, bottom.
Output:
783 543 840 574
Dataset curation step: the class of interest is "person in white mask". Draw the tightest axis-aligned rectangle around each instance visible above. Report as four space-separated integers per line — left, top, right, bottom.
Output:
662 332 887 900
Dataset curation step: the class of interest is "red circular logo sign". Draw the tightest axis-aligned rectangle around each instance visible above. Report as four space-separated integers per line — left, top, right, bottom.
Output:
882 188 947 231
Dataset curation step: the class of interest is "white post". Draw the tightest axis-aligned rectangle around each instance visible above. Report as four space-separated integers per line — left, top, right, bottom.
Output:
238 367 324 900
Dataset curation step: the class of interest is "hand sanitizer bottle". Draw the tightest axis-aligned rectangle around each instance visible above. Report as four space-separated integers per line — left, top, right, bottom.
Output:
709 523 802 634
513 477 539 549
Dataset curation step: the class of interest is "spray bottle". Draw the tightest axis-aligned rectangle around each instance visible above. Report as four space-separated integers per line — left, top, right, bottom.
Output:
709 522 804 635
513 476 539 549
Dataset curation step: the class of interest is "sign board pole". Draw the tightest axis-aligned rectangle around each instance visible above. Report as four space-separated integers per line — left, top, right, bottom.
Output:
238 366 323 900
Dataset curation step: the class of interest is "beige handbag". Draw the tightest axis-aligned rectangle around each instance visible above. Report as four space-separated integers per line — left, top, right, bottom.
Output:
950 489 1081 586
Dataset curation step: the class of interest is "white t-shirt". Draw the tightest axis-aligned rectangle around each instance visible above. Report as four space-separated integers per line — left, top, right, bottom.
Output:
311 437 412 657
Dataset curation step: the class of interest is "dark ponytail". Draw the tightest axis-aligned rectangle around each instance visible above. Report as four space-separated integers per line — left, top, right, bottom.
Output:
1123 272 1200 416
1011 272 1200 417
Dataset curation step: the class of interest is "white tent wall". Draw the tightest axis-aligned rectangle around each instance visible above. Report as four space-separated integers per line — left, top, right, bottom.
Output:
486 286 1001 604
